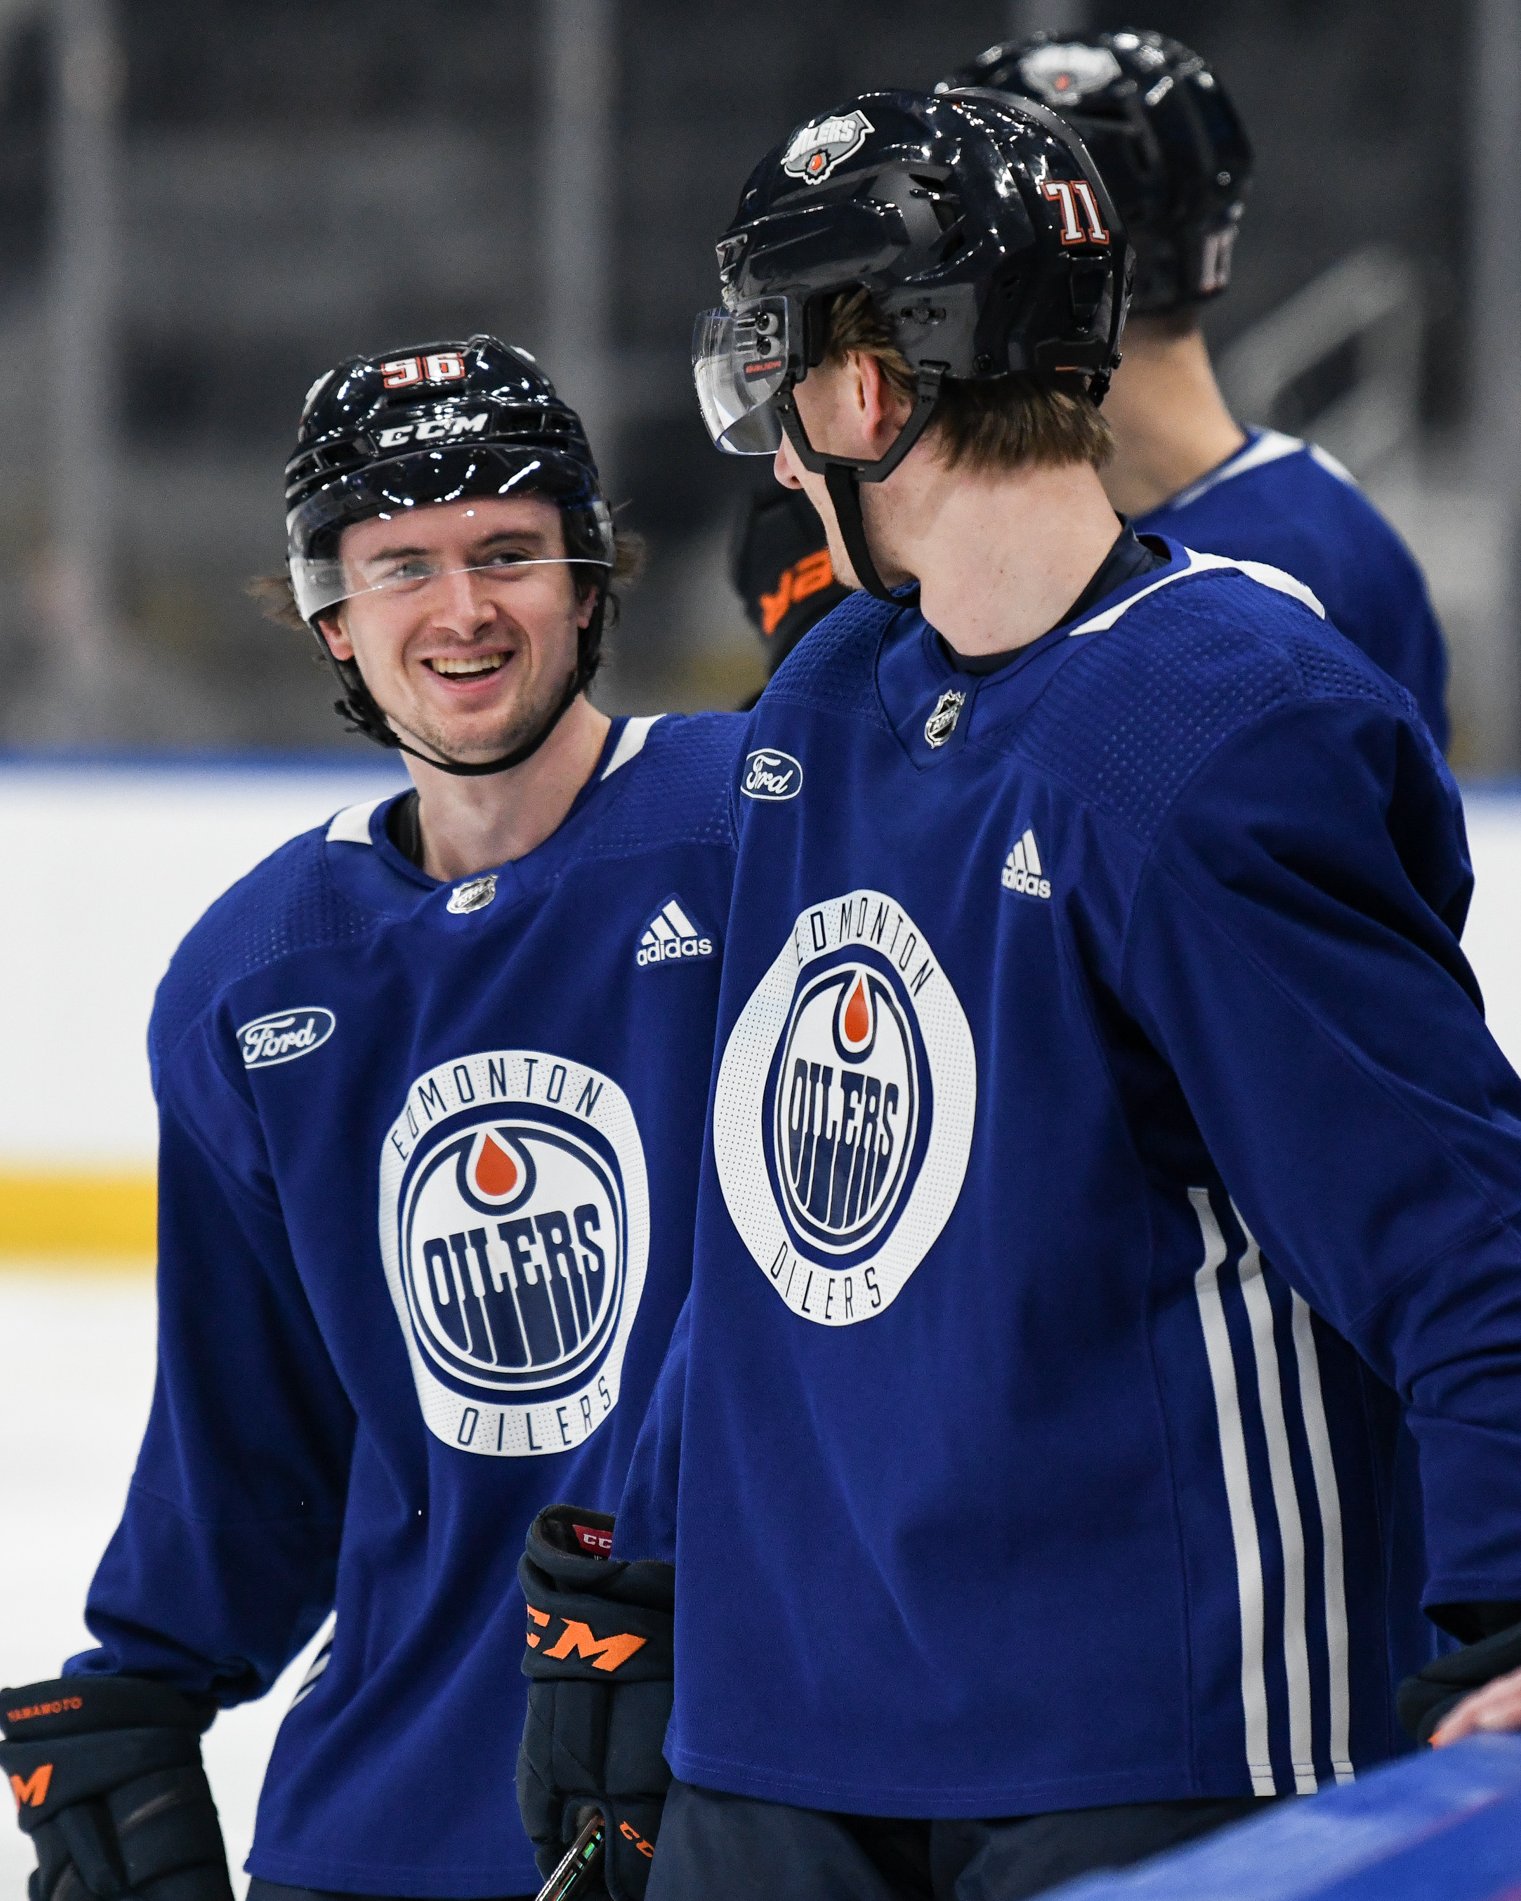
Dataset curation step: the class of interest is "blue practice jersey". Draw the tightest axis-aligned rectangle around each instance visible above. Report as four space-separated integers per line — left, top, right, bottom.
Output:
1135 429 1449 749
68 712 741 1898
617 549 1521 1820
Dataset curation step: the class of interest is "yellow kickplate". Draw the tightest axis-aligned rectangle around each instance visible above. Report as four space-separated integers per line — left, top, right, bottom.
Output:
0 1172 155 1263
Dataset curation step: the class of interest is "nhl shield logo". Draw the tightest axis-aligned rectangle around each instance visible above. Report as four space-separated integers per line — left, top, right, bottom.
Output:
781 109 874 185
446 874 497 915
923 689 966 749
379 1049 650 1456
714 890 975 1325
1016 42 1124 106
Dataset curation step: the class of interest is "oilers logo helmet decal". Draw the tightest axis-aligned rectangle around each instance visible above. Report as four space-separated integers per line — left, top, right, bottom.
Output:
714 890 975 1324
379 1049 650 1455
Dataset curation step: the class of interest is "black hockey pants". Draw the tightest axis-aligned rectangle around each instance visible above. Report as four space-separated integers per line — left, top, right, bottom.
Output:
246 1884 534 1901
643 1780 1268 1901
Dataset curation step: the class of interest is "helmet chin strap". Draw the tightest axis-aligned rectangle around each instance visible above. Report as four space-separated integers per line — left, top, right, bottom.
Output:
324 593 606 778
777 366 944 607
823 462 898 604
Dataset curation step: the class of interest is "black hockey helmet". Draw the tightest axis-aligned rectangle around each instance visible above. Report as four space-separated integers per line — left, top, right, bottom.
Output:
693 89 1130 598
940 31 1252 316
285 335 614 774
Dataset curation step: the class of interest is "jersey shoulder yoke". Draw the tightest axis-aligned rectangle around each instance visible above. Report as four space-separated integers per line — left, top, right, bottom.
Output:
579 710 745 864
152 822 376 1067
760 589 897 731
1014 554 1418 844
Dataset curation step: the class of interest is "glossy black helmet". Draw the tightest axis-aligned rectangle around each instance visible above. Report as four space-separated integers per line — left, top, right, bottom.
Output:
284 335 615 772
940 31 1252 316
694 88 1130 597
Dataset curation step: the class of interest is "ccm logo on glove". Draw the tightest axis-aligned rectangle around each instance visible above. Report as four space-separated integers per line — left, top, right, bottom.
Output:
525 1602 647 1674
620 1820 655 1860
8 1764 52 1808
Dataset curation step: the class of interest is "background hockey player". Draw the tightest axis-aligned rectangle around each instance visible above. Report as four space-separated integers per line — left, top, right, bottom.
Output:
726 31 1450 747
729 484 846 702
517 93 1521 1901
941 27 1450 747
0 336 740 1901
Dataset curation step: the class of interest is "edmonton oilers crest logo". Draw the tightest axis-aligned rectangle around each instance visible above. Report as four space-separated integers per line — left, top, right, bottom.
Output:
774 964 920 1256
715 890 975 1325
379 1050 650 1456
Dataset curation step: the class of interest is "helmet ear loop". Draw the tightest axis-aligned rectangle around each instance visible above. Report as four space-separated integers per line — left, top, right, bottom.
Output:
308 614 405 752
773 366 944 605
572 569 611 693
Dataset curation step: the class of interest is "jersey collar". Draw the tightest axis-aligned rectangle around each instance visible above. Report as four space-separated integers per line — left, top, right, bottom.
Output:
875 538 1194 770
1152 427 1305 516
321 713 656 917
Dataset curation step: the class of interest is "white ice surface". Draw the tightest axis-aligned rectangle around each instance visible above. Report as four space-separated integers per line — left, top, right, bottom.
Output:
0 1269 324 1896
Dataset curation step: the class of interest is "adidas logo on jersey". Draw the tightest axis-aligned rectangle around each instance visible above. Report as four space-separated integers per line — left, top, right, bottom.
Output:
636 897 714 967
1002 829 1051 901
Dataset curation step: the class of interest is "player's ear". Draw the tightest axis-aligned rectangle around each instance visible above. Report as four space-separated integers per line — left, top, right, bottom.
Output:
850 350 913 456
317 609 354 661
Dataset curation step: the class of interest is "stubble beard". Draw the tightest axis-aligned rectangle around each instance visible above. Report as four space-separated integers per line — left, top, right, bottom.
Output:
391 646 576 770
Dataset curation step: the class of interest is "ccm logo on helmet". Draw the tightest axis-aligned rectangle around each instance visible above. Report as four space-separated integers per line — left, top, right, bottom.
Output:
525 1603 647 1673
372 413 491 450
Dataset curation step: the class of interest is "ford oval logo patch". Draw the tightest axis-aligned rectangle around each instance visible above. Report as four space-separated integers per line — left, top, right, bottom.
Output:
238 1006 336 1070
742 748 803 801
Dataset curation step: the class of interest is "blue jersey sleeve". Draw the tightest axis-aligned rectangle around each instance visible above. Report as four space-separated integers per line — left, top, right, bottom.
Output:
1119 696 1521 1608
68 1003 356 1704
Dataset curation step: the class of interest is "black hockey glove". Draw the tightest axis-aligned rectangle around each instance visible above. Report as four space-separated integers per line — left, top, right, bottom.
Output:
1398 1617 1521 1744
731 486 849 692
0 1675 232 1901
518 1505 674 1901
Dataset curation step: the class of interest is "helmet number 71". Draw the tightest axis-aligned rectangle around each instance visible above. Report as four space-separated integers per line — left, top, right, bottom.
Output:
1040 178 1110 246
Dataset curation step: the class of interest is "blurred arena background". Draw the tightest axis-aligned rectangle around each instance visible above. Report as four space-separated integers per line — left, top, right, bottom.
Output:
3 0 1521 1885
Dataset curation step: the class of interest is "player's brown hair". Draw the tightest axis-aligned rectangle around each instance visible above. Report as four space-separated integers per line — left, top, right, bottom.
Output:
822 287 1112 474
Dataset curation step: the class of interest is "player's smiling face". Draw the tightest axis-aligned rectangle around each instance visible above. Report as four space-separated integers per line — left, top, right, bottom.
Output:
319 494 594 767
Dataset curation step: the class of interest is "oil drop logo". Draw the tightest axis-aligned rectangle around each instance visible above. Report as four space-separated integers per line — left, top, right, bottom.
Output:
379 1050 649 1456
714 890 975 1326
773 965 920 1257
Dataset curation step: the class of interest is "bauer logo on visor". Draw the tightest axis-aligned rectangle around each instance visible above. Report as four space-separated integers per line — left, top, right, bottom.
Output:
781 109 874 184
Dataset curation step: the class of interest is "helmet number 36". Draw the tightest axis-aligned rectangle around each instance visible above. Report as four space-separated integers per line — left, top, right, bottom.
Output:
381 352 467 390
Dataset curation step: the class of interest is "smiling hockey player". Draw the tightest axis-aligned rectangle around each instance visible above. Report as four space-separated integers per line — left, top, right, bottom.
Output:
516 92 1521 1901
939 29 1449 749
0 337 740 1901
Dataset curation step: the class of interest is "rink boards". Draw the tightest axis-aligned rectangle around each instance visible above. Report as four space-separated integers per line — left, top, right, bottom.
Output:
1047 1735 1521 1899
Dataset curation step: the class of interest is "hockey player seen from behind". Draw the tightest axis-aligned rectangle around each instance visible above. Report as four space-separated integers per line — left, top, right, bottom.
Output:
0 337 742 1901
516 92 1521 1901
942 28 1450 748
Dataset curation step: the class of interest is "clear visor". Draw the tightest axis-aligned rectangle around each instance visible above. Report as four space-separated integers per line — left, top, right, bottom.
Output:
292 544 610 622
286 446 612 620
692 298 797 455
